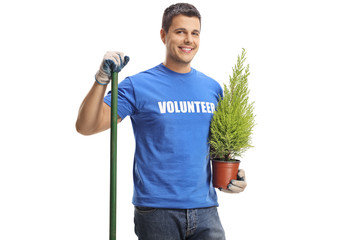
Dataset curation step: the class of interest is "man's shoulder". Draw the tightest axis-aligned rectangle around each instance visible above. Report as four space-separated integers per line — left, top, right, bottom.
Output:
193 68 214 80
130 64 163 79
125 64 166 90
193 68 222 89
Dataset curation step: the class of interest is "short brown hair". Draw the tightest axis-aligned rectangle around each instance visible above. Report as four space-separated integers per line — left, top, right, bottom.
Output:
162 3 201 33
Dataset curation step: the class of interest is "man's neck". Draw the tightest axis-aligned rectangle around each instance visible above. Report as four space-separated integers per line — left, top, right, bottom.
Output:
163 60 192 73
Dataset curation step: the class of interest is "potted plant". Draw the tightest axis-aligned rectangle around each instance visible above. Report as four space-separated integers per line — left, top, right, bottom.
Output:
209 48 255 189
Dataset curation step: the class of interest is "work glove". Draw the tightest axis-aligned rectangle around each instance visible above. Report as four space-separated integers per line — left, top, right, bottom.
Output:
219 169 247 193
95 51 130 85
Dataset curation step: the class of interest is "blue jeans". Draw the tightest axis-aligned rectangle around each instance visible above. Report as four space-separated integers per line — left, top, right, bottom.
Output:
134 206 226 240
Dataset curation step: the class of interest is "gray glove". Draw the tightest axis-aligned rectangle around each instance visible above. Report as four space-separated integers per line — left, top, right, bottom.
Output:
220 169 247 193
95 51 130 85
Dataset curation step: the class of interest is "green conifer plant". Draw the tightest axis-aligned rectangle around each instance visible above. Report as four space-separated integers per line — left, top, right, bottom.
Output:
209 48 255 161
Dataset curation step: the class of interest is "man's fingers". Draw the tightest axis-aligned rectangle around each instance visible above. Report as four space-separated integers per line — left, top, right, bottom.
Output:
219 188 234 193
219 181 245 193
229 181 245 193
104 51 124 67
231 179 247 189
238 169 246 181
114 51 125 58
114 51 125 65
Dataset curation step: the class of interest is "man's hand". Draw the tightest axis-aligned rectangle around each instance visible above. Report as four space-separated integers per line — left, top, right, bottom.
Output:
220 169 247 193
95 51 130 85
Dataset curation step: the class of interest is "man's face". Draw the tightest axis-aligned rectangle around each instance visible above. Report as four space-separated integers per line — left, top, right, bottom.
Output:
161 14 201 67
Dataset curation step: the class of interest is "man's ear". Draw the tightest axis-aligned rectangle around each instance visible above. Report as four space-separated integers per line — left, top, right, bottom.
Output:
160 28 166 44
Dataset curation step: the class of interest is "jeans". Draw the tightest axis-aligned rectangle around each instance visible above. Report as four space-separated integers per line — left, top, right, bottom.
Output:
134 206 226 240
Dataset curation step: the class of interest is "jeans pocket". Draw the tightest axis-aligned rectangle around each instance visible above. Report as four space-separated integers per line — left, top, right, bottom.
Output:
135 206 158 214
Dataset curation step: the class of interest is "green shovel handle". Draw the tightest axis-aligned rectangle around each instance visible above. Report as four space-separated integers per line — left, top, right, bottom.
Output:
110 71 118 240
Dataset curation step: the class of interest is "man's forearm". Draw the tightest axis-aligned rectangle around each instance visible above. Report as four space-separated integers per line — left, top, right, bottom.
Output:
76 82 108 135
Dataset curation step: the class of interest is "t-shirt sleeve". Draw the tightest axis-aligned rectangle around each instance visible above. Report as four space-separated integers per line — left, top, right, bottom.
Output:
216 81 224 99
104 77 136 120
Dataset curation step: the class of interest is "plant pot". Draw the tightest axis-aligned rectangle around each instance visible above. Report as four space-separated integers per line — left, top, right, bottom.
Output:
212 159 240 189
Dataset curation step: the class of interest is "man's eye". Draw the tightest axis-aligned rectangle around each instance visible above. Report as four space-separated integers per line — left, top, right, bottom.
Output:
192 32 200 36
177 31 184 34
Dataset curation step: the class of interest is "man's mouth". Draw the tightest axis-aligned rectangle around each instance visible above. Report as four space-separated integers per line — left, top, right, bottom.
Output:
179 47 193 53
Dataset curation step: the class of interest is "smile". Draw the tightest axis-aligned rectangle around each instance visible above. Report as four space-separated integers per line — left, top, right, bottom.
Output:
179 47 193 53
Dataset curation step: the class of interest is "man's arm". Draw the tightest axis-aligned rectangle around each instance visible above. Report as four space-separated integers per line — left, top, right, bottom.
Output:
76 82 121 135
75 51 129 135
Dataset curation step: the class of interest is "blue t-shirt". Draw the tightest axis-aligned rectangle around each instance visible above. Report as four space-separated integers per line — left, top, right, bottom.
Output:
104 64 223 209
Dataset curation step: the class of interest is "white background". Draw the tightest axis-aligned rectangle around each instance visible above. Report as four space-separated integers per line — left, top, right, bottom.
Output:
1 0 359 239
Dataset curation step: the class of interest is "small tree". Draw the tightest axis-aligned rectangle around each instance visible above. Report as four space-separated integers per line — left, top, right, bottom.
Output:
209 49 255 161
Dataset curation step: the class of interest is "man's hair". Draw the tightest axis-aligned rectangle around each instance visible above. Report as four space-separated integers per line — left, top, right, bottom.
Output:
162 3 201 33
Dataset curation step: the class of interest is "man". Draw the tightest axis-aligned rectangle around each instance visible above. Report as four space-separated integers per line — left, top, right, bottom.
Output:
76 3 247 240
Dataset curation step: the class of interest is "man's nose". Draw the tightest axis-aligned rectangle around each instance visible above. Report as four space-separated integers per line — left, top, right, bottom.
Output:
184 33 193 44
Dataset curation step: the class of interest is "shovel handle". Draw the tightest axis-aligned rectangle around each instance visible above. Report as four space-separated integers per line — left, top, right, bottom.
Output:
110 71 118 240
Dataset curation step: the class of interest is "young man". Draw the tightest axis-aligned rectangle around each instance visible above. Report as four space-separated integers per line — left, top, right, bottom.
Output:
76 3 247 240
